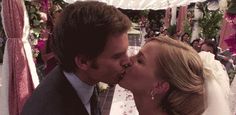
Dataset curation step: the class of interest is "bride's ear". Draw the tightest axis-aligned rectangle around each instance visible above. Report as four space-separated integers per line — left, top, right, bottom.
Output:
161 81 170 93
75 56 89 70
152 81 170 95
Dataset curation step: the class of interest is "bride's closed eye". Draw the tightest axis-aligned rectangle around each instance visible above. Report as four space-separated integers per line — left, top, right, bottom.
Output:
136 57 144 64
131 52 145 64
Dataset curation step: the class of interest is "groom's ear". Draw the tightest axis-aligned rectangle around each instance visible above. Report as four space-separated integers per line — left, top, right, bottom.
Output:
75 55 89 70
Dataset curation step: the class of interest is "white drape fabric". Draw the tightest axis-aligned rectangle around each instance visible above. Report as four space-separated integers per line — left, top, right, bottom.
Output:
0 0 39 115
0 42 10 115
63 0 207 10
21 0 39 88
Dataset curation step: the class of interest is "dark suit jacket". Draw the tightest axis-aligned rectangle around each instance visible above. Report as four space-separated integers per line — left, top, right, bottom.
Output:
21 66 89 115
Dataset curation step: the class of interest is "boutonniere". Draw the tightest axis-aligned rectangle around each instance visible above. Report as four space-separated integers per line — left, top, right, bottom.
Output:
97 82 109 93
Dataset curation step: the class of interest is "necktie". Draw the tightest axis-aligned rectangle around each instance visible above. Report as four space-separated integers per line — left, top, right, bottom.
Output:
90 87 101 115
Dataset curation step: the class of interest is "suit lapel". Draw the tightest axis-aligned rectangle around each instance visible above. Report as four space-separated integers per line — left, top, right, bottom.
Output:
54 66 89 115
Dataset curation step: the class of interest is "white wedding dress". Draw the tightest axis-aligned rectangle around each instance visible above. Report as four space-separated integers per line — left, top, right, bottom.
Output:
199 52 231 115
230 75 236 115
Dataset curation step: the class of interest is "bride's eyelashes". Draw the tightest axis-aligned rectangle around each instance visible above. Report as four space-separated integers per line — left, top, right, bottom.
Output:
136 52 146 64
136 57 144 64
129 52 146 65
130 52 145 65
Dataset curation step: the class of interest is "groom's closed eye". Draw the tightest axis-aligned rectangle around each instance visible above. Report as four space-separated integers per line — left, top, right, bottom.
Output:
112 52 126 59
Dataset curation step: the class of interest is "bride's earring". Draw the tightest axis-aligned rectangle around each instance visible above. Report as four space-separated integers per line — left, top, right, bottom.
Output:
150 90 155 100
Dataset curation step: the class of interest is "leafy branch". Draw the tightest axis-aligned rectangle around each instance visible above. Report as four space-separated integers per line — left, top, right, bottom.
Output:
197 2 223 40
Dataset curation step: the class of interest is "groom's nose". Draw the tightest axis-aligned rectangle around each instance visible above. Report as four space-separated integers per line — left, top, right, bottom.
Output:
122 63 132 69
121 57 133 69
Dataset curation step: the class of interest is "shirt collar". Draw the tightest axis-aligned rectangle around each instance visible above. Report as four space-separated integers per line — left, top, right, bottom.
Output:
63 71 94 105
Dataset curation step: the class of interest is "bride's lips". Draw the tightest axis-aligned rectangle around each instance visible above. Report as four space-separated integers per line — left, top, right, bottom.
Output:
118 69 126 81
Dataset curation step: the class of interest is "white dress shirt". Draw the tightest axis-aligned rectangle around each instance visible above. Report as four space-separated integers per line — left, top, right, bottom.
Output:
63 71 94 115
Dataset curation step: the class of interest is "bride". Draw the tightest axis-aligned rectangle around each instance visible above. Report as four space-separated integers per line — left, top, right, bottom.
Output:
119 37 231 115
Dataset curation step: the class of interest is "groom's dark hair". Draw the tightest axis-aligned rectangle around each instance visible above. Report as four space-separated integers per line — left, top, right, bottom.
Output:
52 1 131 72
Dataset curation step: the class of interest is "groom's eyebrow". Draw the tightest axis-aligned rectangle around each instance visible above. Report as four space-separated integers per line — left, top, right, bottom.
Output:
112 50 127 59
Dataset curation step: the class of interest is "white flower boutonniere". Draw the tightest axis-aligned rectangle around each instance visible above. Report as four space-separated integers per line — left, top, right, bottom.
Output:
98 82 109 92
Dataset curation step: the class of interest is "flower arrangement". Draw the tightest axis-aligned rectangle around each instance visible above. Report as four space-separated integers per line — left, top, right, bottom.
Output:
224 0 236 54
24 0 67 63
25 1 47 62
225 34 236 53
223 0 236 82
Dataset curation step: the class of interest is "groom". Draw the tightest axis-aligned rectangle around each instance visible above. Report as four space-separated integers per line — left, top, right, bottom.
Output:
21 1 131 115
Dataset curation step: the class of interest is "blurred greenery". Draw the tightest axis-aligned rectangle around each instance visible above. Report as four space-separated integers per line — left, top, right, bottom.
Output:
119 9 165 31
0 5 5 63
167 24 177 37
197 2 223 41
229 68 236 84
184 20 192 36
25 1 44 39
119 9 148 23
52 0 68 8
25 0 67 39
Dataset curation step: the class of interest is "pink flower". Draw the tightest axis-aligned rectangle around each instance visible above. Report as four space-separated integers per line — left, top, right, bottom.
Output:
38 11 47 22
35 39 46 51
225 33 236 53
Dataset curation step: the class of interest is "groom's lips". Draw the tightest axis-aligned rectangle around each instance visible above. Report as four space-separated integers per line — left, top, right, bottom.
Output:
118 64 131 82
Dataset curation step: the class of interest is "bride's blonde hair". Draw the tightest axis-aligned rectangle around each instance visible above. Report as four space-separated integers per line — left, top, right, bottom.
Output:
147 37 206 115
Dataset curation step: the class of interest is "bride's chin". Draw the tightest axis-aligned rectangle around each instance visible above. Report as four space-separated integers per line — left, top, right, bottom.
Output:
118 80 128 88
118 69 132 88
118 80 124 86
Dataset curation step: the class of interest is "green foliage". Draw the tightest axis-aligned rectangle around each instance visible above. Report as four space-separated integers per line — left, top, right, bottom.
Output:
228 68 236 84
53 0 68 8
24 0 67 40
119 9 164 31
0 5 6 63
167 24 176 37
148 10 165 31
197 2 223 40
25 1 44 39
119 9 148 23
140 10 149 17
184 20 192 36
24 0 67 60
0 6 5 38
